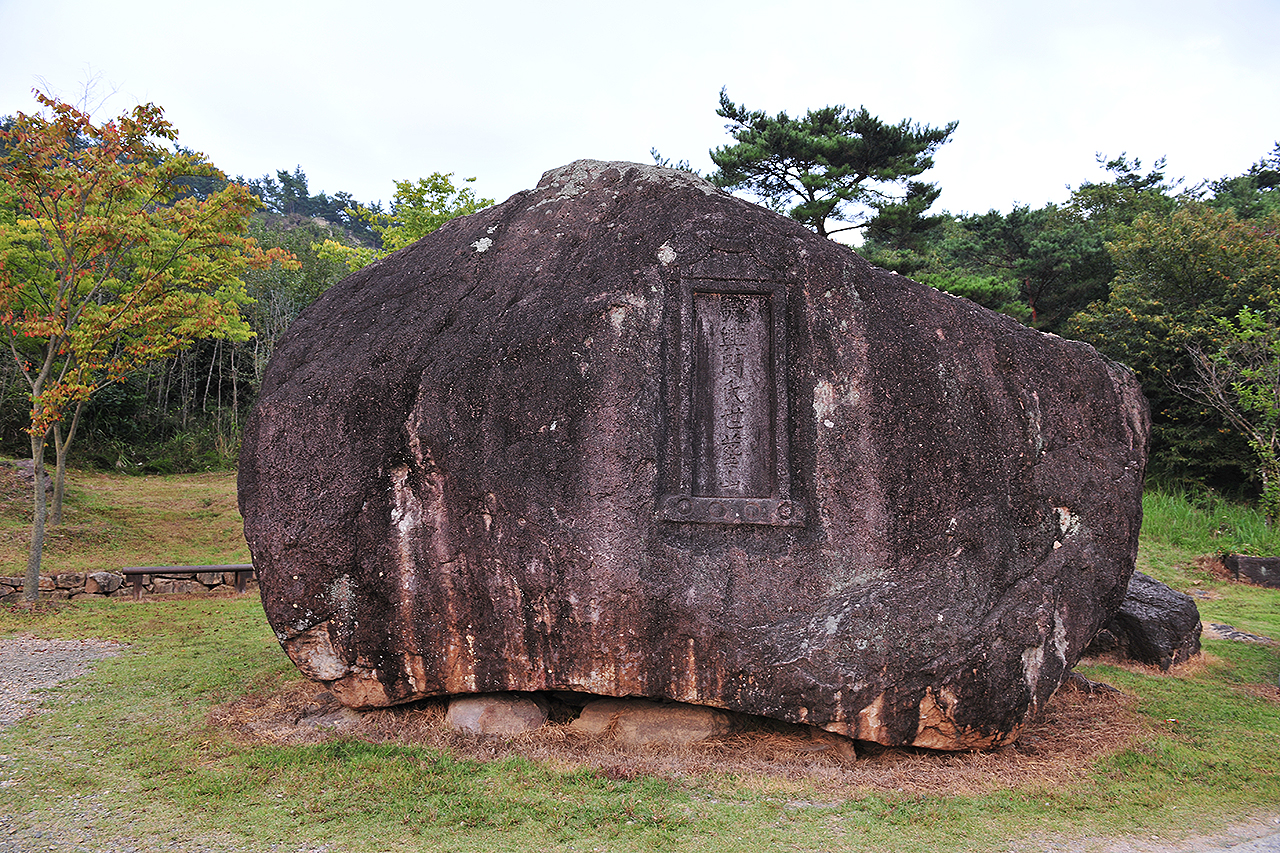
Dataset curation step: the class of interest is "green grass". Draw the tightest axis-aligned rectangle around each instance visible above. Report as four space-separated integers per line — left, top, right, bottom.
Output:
1140 487 1280 563
0 473 1277 851
0 466 249 577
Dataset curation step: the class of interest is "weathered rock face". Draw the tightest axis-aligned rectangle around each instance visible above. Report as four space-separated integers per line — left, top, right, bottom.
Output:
239 160 1149 750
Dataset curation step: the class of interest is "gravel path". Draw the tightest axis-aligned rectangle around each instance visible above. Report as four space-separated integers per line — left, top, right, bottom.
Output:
0 634 124 727
0 635 315 852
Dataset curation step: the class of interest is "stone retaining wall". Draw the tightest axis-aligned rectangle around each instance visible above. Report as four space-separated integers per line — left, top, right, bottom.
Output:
0 570 257 602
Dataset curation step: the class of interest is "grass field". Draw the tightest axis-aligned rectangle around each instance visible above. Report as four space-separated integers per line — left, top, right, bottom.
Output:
0 469 1277 852
0 467 250 574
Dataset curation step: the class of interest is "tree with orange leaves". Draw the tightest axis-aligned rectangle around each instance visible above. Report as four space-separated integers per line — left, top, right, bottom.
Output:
0 91 296 603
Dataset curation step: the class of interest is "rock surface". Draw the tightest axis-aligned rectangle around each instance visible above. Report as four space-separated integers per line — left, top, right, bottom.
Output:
569 698 732 746
1224 554 1280 589
1085 571 1202 669
446 693 548 735
85 571 122 595
239 159 1149 750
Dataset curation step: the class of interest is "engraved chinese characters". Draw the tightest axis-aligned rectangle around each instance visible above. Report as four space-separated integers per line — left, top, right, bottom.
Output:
692 292 774 498
661 274 801 527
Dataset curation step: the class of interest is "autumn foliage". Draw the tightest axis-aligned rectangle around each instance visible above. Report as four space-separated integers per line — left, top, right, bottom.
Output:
0 91 295 435
0 90 297 601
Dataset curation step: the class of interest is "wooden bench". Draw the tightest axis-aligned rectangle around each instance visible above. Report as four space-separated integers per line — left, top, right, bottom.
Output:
120 564 256 600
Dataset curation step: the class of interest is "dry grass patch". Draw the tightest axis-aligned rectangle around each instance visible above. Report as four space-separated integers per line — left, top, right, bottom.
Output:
1196 553 1231 581
1234 680 1280 705
212 677 1145 800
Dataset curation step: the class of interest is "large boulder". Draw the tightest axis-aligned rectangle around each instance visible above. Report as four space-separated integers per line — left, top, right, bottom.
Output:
239 160 1149 750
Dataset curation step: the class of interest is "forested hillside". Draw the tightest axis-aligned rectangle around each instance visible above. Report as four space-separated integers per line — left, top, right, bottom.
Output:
0 158 489 475
859 146 1280 505
3 92 1277 516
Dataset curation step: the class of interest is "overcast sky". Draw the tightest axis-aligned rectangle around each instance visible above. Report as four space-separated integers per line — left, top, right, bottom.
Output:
3 0 1277 224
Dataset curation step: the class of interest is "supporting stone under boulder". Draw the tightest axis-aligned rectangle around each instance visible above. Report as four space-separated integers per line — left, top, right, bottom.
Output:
569 698 733 747
240 160 1149 751
445 693 549 736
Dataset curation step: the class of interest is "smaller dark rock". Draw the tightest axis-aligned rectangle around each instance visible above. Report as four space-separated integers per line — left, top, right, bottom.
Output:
1085 572 1201 670
1224 554 1280 589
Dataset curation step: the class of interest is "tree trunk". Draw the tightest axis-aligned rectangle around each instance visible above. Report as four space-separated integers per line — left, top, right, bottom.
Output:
231 342 239 429
1260 461 1279 529
22 430 49 604
50 400 84 525
203 339 218 413
51 423 65 526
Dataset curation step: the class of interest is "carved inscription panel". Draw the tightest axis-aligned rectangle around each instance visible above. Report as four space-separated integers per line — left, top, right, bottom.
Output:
661 276 802 527
691 292 774 497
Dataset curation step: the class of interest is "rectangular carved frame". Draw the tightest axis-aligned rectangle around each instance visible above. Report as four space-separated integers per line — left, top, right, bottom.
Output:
660 275 803 527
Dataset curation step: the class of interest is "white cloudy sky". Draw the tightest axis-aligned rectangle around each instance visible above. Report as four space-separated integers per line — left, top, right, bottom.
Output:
2 0 1277 222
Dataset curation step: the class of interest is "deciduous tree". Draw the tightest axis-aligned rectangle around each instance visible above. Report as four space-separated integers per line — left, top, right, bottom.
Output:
316 173 493 271
1068 205 1280 492
1184 304 1280 525
0 91 294 603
